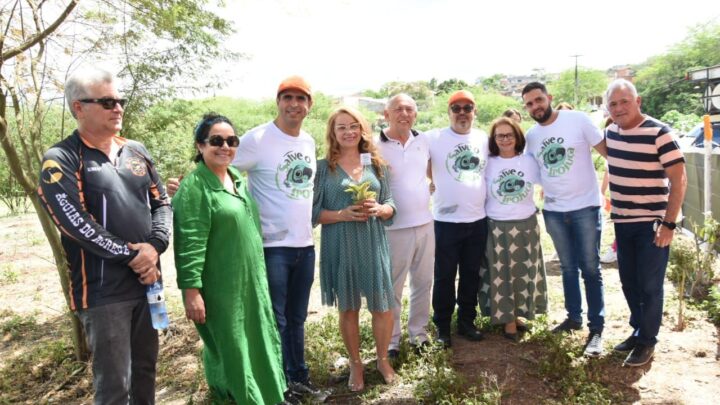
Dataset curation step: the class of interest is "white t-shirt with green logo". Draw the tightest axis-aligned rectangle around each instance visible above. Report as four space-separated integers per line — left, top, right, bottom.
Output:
485 154 540 221
525 110 603 212
427 127 489 223
233 121 316 247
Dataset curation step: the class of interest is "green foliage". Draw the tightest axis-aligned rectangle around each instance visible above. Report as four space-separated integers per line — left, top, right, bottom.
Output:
526 328 618 404
478 74 505 92
0 311 37 340
547 68 609 109
436 78 470 94
669 218 720 299
703 285 720 326
0 337 82 403
0 264 19 286
661 110 702 133
408 349 502 404
634 21 720 117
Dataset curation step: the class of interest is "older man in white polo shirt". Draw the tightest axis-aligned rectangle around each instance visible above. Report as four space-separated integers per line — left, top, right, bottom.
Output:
376 93 434 359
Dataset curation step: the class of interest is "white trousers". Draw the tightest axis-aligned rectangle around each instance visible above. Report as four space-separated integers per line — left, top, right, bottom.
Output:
387 221 435 350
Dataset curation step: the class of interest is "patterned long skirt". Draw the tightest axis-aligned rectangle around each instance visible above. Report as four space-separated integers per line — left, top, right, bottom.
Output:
479 214 548 325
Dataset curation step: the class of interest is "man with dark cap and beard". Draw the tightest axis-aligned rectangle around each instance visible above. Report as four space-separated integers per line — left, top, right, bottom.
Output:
521 82 608 358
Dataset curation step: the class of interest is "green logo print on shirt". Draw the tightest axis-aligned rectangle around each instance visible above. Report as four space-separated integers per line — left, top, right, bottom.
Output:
492 168 532 205
537 137 575 177
445 143 485 183
276 151 314 199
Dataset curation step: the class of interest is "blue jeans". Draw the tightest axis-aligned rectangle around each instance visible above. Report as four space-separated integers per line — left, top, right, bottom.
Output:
614 221 669 346
543 206 605 332
432 218 488 333
76 299 158 405
264 246 315 384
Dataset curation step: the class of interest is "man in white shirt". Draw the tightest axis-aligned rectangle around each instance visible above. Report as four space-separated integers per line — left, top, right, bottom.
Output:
231 76 321 399
376 94 434 359
522 82 607 358
427 90 489 348
168 76 323 402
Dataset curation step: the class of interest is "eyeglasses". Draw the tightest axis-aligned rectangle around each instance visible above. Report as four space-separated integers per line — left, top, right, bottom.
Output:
450 104 474 114
205 134 240 147
79 98 127 109
335 123 361 133
494 133 515 141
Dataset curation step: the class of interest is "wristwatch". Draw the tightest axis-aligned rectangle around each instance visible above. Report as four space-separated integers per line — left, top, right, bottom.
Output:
661 220 676 230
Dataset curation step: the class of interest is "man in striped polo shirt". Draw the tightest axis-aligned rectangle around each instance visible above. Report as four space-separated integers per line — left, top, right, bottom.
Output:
604 79 687 367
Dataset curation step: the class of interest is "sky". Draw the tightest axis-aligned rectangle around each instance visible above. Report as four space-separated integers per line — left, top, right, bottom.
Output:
209 0 719 100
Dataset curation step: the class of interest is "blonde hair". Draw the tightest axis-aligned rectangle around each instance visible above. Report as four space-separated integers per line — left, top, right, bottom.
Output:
325 106 385 177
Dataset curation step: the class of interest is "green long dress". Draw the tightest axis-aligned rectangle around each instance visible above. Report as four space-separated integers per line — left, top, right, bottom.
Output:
312 159 396 311
173 162 285 404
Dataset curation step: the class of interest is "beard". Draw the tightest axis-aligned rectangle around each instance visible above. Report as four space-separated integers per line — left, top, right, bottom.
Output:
532 105 553 124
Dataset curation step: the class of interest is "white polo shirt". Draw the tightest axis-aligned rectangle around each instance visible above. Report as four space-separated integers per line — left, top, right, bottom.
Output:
376 129 433 230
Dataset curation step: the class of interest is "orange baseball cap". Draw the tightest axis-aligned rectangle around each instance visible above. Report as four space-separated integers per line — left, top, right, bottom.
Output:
277 75 312 99
448 90 475 105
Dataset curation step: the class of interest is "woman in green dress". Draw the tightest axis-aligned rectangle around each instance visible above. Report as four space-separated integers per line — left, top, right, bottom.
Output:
312 107 396 392
173 113 286 404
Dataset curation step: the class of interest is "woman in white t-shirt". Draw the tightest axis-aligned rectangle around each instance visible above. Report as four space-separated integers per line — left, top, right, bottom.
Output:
480 117 548 341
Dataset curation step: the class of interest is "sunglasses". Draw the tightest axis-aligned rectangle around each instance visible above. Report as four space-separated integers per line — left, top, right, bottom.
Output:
205 134 240 147
79 98 128 109
450 104 474 114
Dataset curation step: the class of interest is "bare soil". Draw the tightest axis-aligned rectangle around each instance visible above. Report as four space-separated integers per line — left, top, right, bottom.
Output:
1 212 718 404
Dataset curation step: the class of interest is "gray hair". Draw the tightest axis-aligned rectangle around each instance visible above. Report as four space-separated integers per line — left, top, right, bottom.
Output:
385 93 417 112
65 68 116 118
605 79 638 106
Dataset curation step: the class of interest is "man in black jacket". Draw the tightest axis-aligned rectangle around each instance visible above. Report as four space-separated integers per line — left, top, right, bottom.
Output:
38 67 171 405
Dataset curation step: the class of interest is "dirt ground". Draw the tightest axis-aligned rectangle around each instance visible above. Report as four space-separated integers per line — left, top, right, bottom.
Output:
1 212 719 404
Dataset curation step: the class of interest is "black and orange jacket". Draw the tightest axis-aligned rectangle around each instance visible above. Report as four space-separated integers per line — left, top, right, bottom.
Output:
38 130 171 310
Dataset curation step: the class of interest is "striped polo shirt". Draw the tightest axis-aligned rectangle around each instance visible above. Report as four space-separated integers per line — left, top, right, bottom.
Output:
605 117 685 223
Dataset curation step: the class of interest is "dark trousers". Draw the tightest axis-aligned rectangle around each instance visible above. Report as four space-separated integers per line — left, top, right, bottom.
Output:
77 298 158 405
615 221 669 346
432 218 488 333
264 246 315 384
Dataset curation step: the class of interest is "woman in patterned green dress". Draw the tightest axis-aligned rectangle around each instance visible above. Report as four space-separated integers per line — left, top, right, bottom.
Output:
173 114 286 404
312 107 396 392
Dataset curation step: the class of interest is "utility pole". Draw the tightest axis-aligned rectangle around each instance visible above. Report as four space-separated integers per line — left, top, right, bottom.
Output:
570 54 582 106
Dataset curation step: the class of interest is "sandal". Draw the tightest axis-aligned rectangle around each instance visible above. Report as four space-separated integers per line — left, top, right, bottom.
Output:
348 358 364 392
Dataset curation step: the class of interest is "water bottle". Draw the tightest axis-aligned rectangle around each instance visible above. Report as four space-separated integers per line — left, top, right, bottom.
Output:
146 281 169 330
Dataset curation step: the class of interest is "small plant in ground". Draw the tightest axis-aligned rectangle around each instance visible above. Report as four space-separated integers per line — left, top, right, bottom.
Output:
670 217 720 329
406 347 502 404
526 326 618 404
0 264 19 285
0 311 38 340
0 336 84 403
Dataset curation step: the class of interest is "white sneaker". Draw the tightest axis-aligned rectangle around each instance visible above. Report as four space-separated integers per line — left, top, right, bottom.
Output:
600 249 617 263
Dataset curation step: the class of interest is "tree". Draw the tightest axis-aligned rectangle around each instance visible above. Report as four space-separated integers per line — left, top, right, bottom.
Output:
1 0 233 360
477 74 504 92
547 68 609 109
634 22 720 118
436 78 469 94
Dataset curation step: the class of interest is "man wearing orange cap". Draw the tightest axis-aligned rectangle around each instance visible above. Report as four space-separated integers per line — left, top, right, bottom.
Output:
232 76 325 400
427 90 489 347
167 76 323 402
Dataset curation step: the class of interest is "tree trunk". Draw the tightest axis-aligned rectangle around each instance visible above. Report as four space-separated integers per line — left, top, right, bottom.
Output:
29 187 90 360
1 112 90 361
